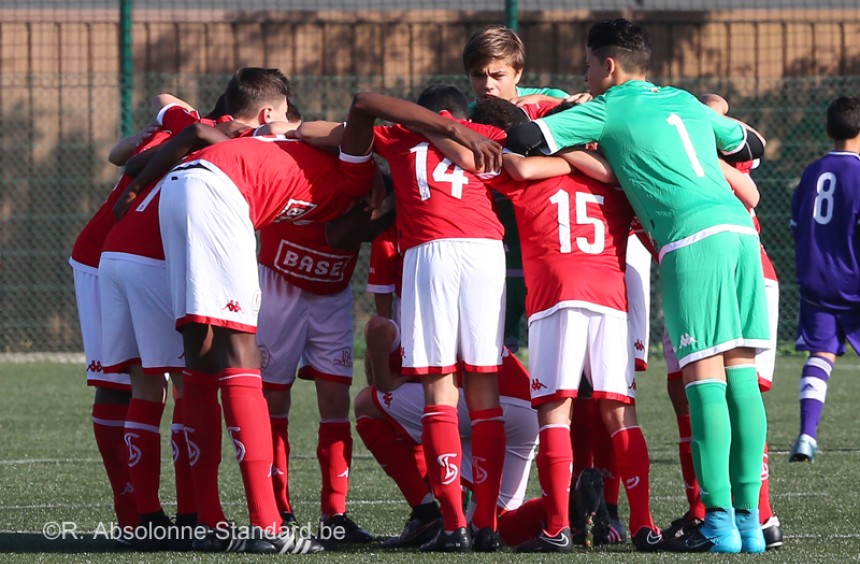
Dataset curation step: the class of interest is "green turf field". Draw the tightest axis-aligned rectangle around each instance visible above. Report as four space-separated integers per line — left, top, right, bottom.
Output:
1 355 859 562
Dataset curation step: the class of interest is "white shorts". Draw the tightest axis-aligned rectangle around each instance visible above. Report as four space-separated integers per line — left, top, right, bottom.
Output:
528 306 635 406
70 260 130 391
98 254 184 375
663 282 779 391
372 382 537 511
158 168 261 333
626 235 652 371
401 239 505 375
258 265 354 389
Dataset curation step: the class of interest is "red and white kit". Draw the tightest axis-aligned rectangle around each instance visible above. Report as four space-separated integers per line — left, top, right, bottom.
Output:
373 348 538 510
257 220 360 388
492 168 636 406
157 135 376 333
99 106 225 374
372 118 506 374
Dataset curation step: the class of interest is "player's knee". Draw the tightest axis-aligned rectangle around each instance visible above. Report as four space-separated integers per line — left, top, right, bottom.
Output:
364 315 396 348
354 387 381 419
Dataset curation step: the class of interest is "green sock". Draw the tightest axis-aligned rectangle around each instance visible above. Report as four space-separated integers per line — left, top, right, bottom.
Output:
685 379 732 509
726 364 767 510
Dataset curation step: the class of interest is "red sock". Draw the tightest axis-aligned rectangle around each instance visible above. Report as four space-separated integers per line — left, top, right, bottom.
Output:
422 404 466 531
413 443 428 478
570 397 593 481
537 425 573 537
759 443 773 523
219 368 281 531
318 420 353 517
498 497 545 547
676 414 705 520
356 416 431 507
270 415 292 514
170 399 196 515
125 398 166 515
470 407 505 530
611 426 656 534
92 402 137 528
590 407 620 506
183 369 226 527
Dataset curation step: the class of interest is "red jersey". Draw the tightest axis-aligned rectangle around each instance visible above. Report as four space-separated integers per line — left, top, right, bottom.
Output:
71 129 173 267
372 115 505 251
492 170 634 319
520 100 561 120
730 160 778 283
185 136 374 229
258 220 359 295
367 224 403 297
101 108 231 260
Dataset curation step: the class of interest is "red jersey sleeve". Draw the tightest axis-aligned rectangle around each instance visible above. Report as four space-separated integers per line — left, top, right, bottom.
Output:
158 104 202 133
367 225 402 296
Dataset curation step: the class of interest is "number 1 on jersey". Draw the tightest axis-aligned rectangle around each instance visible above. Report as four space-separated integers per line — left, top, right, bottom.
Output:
666 113 706 177
410 142 467 201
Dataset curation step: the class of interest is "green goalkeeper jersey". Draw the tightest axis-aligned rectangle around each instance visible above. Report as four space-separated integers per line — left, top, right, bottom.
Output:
535 80 753 250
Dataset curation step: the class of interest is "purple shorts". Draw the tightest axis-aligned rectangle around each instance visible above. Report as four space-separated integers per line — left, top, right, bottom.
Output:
795 300 860 355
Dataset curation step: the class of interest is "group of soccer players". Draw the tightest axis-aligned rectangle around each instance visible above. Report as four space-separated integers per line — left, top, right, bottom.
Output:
69 16 860 555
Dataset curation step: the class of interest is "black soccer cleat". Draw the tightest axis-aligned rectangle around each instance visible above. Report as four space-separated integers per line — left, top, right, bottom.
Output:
419 527 471 552
382 503 443 548
661 511 703 540
191 523 272 553
260 526 325 554
132 509 175 551
631 526 664 552
761 515 784 550
594 518 628 545
515 527 574 553
470 525 500 552
280 511 299 528
170 512 198 551
319 513 377 543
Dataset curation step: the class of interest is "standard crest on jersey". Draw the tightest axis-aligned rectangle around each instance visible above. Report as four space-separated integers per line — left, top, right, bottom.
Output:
274 198 318 223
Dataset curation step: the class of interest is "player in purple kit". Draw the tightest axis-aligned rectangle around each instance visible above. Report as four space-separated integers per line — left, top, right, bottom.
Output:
789 95 860 462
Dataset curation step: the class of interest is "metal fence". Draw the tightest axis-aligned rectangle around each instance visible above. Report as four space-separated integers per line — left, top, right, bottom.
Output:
1 0 859 352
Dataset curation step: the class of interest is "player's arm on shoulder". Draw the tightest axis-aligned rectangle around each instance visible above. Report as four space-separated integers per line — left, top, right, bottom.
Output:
107 123 159 166
720 159 760 208
557 147 617 184
295 120 345 151
114 123 231 218
711 113 766 164
502 152 571 181
151 93 195 115
347 91 502 172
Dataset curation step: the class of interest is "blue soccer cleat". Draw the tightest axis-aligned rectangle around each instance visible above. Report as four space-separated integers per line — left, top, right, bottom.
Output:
735 508 766 553
661 508 741 554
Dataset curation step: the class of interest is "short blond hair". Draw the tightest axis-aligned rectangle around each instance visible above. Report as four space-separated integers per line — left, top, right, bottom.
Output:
462 25 525 73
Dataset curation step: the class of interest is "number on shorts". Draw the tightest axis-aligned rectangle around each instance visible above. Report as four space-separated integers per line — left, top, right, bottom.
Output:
410 142 467 201
549 189 606 254
666 113 706 178
813 172 837 225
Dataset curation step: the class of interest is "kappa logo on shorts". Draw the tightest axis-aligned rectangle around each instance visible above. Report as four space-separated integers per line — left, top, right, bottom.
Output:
531 378 548 392
223 300 242 313
634 339 645 352
87 360 103 373
437 453 459 485
679 333 698 348
274 198 318 223
382 392 393 408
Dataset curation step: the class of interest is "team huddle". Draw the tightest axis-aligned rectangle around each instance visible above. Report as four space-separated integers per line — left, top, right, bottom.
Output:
68 16 860 555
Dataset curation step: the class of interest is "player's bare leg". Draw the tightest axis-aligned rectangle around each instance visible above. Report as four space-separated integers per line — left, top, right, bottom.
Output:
516 398 573 552
462 371 504 550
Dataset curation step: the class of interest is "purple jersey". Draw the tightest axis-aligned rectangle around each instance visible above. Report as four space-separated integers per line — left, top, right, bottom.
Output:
791 151 860 310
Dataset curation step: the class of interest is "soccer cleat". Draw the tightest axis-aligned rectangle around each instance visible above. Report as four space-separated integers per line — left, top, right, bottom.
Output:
661 508 741 554
594 518 628 545
761 515 784 550
789 434 817 462
470 525 500 552
569 467 610 547
132 509 175 551
660 511 703 540
419 527 471 552
735 508 766 553
191 523 272 553
280 511 298 528
631 526 664 552
171 512 198 551
259 526 325 554
382 503 443 548
319 513 376 543
515 527 574 553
